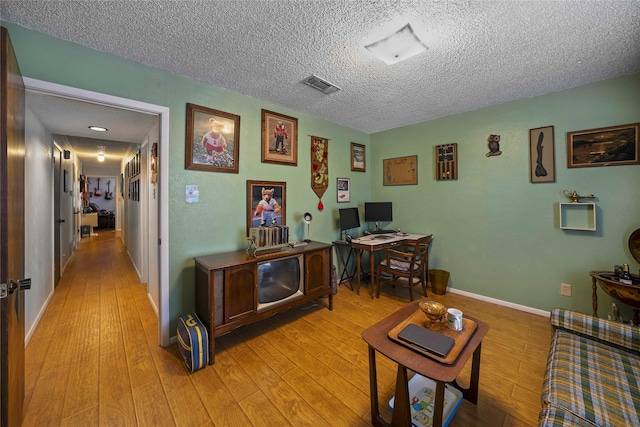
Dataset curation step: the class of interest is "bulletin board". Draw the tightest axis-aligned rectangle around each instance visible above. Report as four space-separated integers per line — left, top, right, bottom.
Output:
383 155 418 186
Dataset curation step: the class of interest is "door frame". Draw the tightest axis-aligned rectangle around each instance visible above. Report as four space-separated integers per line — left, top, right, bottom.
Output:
24 77 171 347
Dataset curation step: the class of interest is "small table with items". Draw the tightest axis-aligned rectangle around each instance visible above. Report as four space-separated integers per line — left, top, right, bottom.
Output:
361 300 489 427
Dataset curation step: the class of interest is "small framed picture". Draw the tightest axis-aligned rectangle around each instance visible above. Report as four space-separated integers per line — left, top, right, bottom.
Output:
337 178 350 203
246 180 286 234
261 109 298 166
529 126 555 183
567 123 639 168
351 142 366 172
63 170 69 193
185 103 240 173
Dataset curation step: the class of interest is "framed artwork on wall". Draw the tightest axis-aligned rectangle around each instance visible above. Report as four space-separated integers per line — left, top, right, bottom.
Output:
246 180 286 234
529 126 555 183
567 123 639 168
185 103 240 173
383 155 418 186
435 143 458 180
351 142 365 172
337 178 350 202
63 170 69 193
261 109 298 166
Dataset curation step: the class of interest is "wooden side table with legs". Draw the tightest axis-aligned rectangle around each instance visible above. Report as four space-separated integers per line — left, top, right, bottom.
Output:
361 300 490 427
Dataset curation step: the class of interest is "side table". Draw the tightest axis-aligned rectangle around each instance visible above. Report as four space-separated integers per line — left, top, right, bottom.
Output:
361 300 490 427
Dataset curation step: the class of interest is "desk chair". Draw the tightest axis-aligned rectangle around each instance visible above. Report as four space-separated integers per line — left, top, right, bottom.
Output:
375 235 433 301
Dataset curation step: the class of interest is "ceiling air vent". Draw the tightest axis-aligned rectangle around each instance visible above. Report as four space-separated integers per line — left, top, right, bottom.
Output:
302 75 341 94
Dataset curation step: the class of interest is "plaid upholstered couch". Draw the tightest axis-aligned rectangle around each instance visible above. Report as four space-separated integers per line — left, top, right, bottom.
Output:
539 308 640 426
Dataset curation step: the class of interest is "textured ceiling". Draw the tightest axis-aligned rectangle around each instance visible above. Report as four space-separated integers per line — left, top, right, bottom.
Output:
3 0 640 134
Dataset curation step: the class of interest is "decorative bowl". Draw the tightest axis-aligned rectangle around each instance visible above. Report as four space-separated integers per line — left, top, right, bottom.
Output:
419 300 447 330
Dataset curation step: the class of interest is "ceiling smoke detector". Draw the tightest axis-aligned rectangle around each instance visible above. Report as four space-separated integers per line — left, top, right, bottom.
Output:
302 75 341 94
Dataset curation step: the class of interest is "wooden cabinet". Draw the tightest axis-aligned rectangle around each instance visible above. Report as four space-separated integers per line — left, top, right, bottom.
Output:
194 241 333 364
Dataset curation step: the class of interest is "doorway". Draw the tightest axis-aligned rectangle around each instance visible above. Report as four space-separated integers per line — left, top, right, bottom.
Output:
24 78 170 347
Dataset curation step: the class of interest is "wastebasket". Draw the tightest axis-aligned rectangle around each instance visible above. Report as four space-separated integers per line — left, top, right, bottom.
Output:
81 225 90 238
429 269 450 295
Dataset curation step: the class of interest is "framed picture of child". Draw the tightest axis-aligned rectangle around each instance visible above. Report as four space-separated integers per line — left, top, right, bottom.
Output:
185 103 240 173
246 180 287 234
261 109 298 166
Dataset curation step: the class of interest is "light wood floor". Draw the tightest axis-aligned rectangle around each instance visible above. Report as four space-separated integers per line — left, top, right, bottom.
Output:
22 232 551 426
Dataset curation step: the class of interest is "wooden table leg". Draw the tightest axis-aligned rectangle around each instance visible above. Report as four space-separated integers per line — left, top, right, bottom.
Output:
368 346 387 427
592 276 598 317
453 342 482 404
355 249 361 295
369 248 375 299
390 365 411 427
433 380 446 427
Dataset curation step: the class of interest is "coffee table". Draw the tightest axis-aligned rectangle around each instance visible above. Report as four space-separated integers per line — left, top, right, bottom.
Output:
361 300 490 427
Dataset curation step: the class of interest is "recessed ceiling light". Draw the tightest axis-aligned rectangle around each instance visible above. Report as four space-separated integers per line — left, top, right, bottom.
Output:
88 126 108 132
365 24 427 65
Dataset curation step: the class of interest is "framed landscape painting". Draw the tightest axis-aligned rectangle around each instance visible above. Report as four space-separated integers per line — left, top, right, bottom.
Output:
567 123 639 168
185 103 240 173
351 142 365 172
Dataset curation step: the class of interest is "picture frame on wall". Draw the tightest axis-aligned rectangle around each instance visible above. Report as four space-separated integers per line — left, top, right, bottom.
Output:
337 178 350 203
529 126 555 183
567 123 639 168
246 180 286 234
350 142 366 172
261 109 298 166
383 155 418 186
185 103 240 173
63 170 69 193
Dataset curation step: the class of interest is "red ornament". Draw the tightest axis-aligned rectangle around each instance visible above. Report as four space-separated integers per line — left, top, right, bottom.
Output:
318 199 324 210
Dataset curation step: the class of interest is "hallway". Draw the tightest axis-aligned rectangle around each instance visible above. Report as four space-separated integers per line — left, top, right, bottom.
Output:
22 232 174 425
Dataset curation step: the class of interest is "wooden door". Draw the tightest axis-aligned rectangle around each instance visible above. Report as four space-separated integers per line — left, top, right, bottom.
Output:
305 249 329 293
224 264 256 322
0 26 27 427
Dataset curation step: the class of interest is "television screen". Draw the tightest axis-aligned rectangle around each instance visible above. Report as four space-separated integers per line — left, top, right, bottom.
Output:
339 207 360 230
364 202 393 222
256 254 304 312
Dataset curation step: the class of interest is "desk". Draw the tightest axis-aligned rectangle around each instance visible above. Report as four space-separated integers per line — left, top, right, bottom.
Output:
332 240 357 291
350 233 430 299
361 300 489 427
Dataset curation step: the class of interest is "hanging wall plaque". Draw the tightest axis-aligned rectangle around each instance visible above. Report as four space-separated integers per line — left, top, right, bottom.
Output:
310 136 329 210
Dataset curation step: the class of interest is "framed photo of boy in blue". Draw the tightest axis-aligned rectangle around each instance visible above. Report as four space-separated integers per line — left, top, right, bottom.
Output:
246 180 287 234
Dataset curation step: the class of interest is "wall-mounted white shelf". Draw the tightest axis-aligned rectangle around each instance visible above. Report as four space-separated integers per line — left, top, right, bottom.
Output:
559 203 596 231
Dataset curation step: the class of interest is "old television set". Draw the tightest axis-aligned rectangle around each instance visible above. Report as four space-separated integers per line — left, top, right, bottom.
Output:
364 202 393 232
256 254 304 313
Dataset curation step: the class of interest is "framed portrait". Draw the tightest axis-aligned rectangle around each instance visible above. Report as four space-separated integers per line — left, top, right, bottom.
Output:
246 180 286 234
567 123 639 168
383 155 418 186
529 126 555 183
351 142 366 172
261 109 298 165
337 178 350 203
185 103 240 173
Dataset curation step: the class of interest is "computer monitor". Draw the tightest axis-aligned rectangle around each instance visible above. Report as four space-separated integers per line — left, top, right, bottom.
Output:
364 202 392 231
339 207 360 231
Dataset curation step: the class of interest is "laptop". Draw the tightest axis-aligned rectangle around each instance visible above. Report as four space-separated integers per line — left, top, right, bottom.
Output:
397 323 455 358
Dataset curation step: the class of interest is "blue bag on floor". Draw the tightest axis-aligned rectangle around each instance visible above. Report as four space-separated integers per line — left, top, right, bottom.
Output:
177 313 209 372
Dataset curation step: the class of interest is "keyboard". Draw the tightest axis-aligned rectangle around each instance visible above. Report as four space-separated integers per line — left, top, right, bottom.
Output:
368 229 395 234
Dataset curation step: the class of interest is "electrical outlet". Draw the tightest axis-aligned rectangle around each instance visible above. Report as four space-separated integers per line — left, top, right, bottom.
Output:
560 283 572 296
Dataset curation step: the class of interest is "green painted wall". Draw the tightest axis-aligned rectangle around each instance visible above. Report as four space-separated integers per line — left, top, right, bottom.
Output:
5 21 639 325
370 73 640 318
2 23 371 330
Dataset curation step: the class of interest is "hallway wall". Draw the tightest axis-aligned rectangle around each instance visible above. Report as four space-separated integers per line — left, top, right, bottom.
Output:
24 106 55 342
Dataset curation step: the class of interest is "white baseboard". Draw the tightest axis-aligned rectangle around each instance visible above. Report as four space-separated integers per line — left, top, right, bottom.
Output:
24 288 54 346
447 287 550 318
